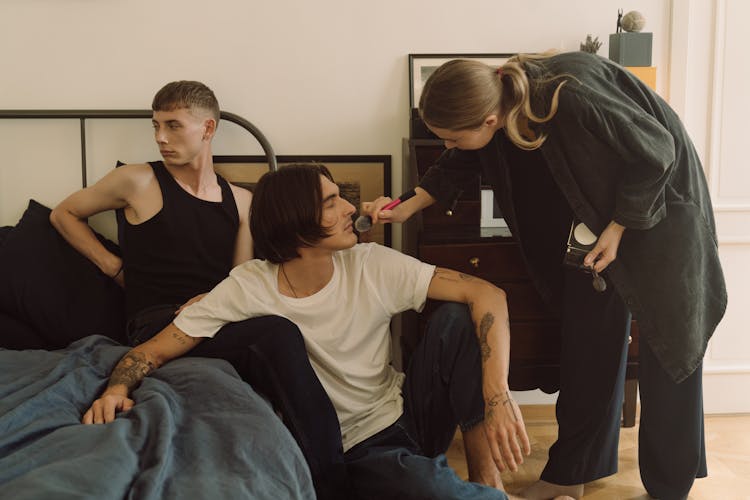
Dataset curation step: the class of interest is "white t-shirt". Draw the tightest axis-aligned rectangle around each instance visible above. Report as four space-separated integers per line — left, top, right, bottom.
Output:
174 243 435 451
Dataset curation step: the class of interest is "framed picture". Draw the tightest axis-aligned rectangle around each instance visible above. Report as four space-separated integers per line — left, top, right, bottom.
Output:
408 53 515 109
213 155 393 247
480 188 507 229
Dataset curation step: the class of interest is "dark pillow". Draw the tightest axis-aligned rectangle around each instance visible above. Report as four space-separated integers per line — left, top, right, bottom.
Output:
0 200 126 348
0 311 48 350
0 226 12 248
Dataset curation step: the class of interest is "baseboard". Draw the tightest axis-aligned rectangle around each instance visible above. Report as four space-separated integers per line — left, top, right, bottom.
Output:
512 389 558 406
703 371 750 414
518 404 557 422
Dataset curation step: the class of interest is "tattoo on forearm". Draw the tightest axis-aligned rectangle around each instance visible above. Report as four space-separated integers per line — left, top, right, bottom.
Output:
433 268 476 283
479 312 494 361
171 331 188 345
434 269 459 283
108 352 156 391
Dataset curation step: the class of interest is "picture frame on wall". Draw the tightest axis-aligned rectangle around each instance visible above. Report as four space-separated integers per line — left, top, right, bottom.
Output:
408 53 515 110
213 155 392 247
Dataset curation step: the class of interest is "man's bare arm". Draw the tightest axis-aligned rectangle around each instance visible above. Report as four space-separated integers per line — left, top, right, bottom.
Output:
82 323 203 424
427 268 511 384
230 184 253 265
426 267 530 473
50 165 142 278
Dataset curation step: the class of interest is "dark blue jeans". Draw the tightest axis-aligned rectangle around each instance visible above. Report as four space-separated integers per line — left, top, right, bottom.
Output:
128 303 508 499
343 303 508 500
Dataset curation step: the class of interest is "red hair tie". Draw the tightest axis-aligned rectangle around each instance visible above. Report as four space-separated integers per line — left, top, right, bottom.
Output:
496 67 504 77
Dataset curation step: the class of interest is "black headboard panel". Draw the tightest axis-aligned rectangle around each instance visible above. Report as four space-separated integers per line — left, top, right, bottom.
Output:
0 109 277 187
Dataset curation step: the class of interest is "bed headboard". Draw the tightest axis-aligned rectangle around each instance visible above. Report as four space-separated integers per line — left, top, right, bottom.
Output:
0 109 277 187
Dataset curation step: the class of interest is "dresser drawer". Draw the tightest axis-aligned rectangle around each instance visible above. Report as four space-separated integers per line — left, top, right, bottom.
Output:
509 322 561 362
503 282 556 321
419 242 527 282
423 201 480 227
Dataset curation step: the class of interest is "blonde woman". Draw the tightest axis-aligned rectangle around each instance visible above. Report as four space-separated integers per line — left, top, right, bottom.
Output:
364 51 726 500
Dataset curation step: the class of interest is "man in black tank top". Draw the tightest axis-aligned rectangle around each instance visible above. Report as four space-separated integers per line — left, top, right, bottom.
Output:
52 81 252 324
51 81 346 500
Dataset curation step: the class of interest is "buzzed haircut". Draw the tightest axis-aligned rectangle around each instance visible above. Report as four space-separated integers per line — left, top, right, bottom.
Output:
152 80 220 123
250 163 336 264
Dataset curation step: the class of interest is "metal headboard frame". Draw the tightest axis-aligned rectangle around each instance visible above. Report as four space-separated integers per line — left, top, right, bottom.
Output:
0 109 278 187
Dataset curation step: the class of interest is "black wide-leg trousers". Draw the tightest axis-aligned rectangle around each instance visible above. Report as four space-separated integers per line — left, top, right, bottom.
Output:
541 268 706 500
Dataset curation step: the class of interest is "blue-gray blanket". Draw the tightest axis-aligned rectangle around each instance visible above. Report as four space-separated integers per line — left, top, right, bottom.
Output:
0 335 315 499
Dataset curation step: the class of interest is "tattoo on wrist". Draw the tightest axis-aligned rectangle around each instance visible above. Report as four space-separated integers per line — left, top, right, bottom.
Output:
502 390 519 422
486 391 520 423
479 312 494 361
108 352 155 391
486 393 500 419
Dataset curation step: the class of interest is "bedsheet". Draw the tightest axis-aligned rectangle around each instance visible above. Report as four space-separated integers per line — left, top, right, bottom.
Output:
0 335 314 499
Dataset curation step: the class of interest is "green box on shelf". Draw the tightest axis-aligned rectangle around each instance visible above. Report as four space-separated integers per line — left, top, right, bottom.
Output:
609 32 652 66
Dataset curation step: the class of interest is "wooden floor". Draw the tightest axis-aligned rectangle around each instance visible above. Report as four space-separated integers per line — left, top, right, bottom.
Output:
445 406 750 499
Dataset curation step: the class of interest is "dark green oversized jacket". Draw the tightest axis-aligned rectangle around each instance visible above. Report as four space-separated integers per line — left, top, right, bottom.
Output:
420 52 727 383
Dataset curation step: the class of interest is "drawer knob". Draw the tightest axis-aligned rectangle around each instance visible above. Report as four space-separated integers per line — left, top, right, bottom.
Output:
445 209 453 216
469 257 480 269
628 335 632 345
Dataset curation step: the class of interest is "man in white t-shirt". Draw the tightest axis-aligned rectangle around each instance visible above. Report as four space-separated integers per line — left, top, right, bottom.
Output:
82 164 550 500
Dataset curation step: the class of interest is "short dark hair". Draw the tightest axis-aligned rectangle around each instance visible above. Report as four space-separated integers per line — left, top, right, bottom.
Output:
151 80 220 123
251 163 335 263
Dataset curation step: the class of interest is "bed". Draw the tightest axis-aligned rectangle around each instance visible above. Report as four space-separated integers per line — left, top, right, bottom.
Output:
0 110 315 499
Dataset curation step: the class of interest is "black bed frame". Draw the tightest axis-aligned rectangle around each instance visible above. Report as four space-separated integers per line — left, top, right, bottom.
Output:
0 109 277 187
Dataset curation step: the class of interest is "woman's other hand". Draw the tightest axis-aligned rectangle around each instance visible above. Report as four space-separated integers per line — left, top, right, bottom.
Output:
584 221 626 273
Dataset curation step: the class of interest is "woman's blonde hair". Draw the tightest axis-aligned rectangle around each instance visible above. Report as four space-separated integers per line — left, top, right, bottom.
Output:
419 52 568 150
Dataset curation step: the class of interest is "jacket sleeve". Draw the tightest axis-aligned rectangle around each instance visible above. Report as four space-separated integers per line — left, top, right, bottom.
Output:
418 147 482 211
572 89 676 230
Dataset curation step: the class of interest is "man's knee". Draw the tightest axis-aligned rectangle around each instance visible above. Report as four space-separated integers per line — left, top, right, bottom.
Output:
421 302 481 384
427 303 472 336
227 315 306 353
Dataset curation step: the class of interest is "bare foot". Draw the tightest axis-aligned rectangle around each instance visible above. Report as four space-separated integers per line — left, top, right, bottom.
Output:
519 480 583 499
508 496 574 500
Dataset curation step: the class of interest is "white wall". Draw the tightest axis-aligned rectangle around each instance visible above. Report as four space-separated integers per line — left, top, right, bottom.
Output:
1 1 747 413
683 0 750 414
0 0 670 228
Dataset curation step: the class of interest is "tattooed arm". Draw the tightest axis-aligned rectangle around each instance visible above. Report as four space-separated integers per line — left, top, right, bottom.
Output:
81 323 203 424
426 267 530 472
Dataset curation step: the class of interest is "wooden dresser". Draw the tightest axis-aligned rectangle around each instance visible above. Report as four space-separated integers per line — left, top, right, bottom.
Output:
399 138 639 426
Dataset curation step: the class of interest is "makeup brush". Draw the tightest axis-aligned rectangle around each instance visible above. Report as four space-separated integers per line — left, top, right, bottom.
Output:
355 189 416 232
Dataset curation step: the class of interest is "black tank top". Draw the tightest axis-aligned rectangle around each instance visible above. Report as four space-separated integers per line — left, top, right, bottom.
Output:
119 161 239 318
